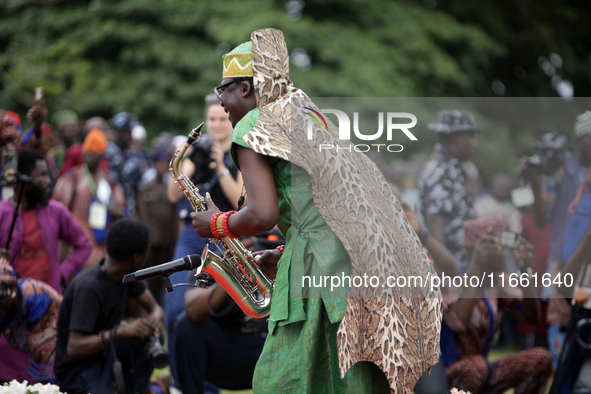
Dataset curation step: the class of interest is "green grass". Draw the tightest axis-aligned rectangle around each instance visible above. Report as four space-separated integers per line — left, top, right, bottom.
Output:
153 331 550 394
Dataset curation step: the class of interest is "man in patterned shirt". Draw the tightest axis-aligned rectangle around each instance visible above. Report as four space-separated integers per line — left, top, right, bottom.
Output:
418 109 479 267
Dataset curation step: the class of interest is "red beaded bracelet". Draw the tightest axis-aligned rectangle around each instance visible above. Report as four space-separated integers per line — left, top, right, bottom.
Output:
222 211 238 238
210 212 224 239
216 214 226 238
276 245 285 254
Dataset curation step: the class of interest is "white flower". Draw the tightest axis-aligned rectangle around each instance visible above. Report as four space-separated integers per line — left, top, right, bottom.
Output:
0 381 63 394
27 382 62 394
450 389 472 394
0 380 29 394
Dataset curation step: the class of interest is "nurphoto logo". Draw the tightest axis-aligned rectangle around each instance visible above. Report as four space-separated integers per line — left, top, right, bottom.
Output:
305 108 418 153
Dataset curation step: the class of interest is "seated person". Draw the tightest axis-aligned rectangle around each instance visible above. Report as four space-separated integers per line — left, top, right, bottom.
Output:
54 219 164 394
174 268 268 394
441 233 552 394
0 257 62 383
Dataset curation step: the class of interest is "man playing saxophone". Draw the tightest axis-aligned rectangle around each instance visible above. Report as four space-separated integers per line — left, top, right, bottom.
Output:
190 29 441 393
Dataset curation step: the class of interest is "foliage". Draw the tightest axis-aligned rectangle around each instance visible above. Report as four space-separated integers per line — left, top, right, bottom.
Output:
0 0 502 136
436 0 591 98
0 0 589 183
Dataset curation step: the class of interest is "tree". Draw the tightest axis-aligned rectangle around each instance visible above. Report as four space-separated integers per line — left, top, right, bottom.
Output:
436 0 591 98
0 0 503 138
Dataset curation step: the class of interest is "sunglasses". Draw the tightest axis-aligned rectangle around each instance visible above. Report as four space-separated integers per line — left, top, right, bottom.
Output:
214 80 242 100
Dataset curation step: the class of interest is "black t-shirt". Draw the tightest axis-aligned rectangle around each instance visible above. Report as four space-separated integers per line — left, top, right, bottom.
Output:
207 151 239 213
54 259 147 384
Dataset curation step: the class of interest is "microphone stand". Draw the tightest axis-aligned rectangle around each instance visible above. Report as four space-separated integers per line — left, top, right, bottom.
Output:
162 273 214 292
4 174 32 250
163 275 173 292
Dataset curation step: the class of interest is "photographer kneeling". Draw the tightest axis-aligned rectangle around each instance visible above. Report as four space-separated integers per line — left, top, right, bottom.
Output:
54 219 165 394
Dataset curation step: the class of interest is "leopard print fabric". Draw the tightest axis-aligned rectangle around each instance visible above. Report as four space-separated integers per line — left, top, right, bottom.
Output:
244 28 442 393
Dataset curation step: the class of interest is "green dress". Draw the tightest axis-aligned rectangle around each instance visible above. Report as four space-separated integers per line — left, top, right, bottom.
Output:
231 109 390 393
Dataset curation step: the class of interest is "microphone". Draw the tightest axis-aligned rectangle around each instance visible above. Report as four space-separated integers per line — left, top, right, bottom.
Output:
122 254 201 284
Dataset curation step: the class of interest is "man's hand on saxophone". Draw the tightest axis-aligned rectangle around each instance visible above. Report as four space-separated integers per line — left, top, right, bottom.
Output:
191 144 280 241
190 192 220 238
252 249 280 278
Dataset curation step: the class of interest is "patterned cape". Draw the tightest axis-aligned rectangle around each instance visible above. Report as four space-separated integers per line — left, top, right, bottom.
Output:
242 28 442 393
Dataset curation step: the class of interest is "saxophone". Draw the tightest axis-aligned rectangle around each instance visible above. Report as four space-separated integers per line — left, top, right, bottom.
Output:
169 123 274 318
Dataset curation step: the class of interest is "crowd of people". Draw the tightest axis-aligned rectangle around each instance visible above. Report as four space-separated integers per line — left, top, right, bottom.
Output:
387 108 591 394
0 27 590 394
0 90 270 393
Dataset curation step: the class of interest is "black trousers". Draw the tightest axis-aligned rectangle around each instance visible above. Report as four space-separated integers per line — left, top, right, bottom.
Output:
59 338 153 394
174 312 266 394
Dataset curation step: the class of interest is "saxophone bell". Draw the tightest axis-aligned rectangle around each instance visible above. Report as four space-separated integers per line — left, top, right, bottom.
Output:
198 243 272 318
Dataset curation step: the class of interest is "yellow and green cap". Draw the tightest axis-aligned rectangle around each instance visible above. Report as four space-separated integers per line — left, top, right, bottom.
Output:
222 41 253 78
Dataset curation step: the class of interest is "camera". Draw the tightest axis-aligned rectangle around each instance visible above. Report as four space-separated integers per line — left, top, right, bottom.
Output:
520 130 569 180
187 134 215 185
143 332 169 368
494 230 521 249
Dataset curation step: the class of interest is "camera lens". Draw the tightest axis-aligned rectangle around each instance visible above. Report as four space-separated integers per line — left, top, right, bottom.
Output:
143 334 170 369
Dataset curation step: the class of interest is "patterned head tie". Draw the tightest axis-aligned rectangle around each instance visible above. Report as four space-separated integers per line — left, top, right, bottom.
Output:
428 109 481 134
222 42 253 78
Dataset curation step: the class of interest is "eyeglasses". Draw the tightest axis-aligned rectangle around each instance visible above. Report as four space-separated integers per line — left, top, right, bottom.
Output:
214 80 241 100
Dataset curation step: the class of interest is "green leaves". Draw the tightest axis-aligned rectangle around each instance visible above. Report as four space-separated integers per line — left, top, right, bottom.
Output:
0 0 506 138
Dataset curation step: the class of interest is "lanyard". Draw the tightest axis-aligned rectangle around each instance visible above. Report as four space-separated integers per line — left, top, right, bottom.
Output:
81 165 100 199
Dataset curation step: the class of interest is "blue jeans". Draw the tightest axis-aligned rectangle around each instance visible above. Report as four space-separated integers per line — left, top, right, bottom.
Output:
59 338 152 394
